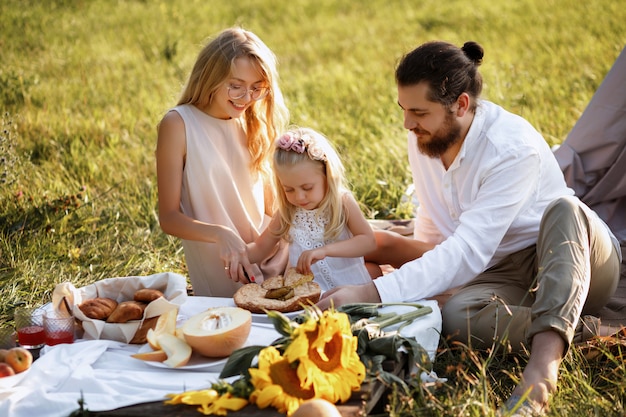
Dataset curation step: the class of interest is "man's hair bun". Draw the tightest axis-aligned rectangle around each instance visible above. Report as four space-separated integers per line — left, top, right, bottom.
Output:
462 41 484 66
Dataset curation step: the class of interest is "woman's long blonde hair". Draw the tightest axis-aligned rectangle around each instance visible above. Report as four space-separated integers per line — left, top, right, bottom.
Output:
177 27 289 180
272 127 349 242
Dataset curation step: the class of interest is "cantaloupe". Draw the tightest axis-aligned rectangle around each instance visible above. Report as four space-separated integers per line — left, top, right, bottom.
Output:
182 307 252 358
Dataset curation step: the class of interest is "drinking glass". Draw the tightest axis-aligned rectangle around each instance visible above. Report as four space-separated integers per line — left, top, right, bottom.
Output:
44 311 75 346
14 307 45 349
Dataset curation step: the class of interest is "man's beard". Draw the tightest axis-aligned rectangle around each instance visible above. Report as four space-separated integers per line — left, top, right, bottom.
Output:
414 111 462 158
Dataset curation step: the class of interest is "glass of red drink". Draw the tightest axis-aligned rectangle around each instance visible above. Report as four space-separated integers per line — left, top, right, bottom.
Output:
44 311 75 346
15 307 45 349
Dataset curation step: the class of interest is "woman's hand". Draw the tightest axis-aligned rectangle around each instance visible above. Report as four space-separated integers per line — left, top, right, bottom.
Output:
316 283 381 310
215 226 255 284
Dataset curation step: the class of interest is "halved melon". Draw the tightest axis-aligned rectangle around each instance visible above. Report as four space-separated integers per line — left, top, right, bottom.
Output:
182 307 252 358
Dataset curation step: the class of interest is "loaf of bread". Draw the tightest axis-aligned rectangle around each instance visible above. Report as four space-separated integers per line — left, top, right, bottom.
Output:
133 288 164 303
283 267 315 288
106 300 147 323
234 269 320 313
78 297 118 320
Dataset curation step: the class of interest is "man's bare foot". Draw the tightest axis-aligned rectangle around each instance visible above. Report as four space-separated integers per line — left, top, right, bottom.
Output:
508 330 564 412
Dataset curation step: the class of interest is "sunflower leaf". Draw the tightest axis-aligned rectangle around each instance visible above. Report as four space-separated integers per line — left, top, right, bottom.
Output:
337 303 381 320
399 335 432 371
355 327 373 356
366 334 404 359
219 345 265 378
374 369 410 393
366 334 432 371
362 354 385 376
359 354 411 393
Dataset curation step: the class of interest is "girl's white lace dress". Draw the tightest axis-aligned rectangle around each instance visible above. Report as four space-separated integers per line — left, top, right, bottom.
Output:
288 207 372 292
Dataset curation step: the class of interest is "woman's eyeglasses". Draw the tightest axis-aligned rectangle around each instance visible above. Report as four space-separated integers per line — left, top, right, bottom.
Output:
227 84 270 101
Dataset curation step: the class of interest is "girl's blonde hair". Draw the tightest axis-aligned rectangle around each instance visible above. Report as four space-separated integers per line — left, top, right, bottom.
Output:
177 27 289 179
272 127 349 242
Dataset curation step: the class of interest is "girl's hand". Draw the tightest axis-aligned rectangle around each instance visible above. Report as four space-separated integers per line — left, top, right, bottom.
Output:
216 227 255 284
296 248 326 274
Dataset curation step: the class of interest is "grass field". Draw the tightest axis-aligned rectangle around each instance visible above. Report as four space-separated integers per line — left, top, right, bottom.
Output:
1 0 625 415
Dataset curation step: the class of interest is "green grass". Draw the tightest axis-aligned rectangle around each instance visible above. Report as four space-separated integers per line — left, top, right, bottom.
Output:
1 0 625 415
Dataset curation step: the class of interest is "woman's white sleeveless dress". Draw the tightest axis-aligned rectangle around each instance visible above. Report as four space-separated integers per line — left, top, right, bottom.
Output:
173 104 287 296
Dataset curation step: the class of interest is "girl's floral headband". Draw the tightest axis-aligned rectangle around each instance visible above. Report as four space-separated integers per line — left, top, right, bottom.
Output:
276 132 326 161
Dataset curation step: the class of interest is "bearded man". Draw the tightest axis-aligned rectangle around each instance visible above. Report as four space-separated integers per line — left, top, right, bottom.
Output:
318 40 621 415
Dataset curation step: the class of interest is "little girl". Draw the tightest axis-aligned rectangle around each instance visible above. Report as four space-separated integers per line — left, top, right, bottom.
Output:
247 127 376 291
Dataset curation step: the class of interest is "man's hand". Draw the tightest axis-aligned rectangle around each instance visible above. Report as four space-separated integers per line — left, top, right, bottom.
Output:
316 282 382 310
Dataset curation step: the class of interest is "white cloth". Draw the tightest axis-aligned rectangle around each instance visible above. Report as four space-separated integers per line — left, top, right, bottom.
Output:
375 100 575 302
0 297 442 417
174 104 286 296
288 207 372 291
0 297 276 417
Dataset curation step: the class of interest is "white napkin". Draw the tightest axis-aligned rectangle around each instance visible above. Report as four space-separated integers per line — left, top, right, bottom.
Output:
382 299 442 362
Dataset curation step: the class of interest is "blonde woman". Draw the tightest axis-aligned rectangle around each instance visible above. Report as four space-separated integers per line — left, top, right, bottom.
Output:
156 27 289 296
247 127 376 292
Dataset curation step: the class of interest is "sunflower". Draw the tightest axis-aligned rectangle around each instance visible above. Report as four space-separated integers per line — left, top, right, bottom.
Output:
248 309 366 415
165 389 248 416
285 309 365 403
249 346 316 415
166 307 371 416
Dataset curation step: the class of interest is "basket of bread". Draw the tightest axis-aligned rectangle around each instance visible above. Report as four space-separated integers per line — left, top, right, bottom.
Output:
233 267 321 313
51 272 187 344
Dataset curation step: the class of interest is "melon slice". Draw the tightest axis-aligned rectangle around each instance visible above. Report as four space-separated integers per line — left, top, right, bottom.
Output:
146 307 178 350
182 307 252 358
158 333 192 368
131 349 168 363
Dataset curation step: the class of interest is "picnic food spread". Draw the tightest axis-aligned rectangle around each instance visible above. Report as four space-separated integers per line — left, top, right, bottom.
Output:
233 268 321 313
2 291 442 417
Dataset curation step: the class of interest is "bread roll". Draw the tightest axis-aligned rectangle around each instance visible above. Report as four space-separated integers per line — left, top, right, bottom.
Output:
133 288 165 303
106 300 147 323
78 297 118 320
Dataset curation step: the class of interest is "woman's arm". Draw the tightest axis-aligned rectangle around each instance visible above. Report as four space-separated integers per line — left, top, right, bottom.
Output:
296 194 376 274
156 110 253 282
247 213 282 264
